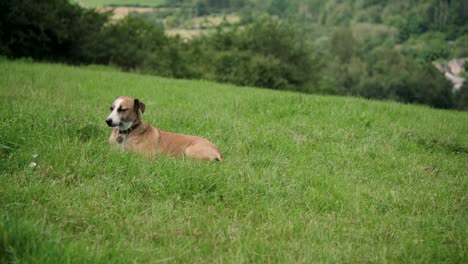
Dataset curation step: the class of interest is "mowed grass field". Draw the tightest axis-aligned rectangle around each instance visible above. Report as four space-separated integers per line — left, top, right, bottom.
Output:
0 60 467 262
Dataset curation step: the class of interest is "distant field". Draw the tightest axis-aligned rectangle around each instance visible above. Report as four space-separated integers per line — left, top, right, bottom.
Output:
76 0 166 7
166 15 241 38
0 60 467 262
75 0 240 39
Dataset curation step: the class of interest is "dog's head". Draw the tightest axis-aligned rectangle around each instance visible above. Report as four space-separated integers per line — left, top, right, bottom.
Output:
105 96 146 130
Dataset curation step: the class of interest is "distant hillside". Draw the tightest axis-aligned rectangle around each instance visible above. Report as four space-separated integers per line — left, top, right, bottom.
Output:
76 0 166 8
76 0 468 58
2 0 466 109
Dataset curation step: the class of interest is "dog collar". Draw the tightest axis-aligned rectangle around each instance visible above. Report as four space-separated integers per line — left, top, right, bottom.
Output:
119 122 140 134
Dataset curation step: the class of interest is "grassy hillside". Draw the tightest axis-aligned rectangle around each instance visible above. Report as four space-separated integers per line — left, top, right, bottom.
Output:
0 60 467 262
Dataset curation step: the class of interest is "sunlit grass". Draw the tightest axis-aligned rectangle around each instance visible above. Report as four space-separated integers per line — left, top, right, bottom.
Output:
0 60 467 262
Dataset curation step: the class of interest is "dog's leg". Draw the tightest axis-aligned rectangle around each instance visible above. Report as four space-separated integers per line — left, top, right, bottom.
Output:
185 142 223 161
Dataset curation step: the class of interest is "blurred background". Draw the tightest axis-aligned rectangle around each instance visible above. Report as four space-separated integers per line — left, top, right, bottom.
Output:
0 0 467 109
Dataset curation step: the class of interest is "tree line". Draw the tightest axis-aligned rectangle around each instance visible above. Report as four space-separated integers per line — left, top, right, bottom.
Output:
0 0 467 110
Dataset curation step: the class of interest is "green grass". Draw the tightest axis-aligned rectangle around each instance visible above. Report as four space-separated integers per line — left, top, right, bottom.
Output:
0 60 467 263
76 0 166 7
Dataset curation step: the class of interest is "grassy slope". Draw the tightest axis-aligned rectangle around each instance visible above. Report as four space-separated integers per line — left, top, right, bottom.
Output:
0 60 466 262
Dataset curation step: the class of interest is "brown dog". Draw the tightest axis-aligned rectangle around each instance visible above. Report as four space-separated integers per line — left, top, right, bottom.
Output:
106 96 223 161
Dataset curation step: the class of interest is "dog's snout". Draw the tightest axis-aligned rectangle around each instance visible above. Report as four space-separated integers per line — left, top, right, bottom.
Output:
106 118 113 126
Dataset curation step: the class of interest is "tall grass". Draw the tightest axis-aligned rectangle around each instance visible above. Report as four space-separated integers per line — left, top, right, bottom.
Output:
0 60 467 262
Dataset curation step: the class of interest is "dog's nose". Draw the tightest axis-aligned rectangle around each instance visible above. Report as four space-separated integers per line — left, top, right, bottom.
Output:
106 118 113 126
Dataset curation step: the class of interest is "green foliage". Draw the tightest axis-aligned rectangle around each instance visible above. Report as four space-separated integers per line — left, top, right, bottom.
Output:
401 32 450 63
142 38 198 78
213 51 289 89
268 0 290 17
330 26 358 63
451 35 468 58
96 14 166 70
77 0 167 7
360 49 452 108
0 0 109 63
454 82 468 110
244 18 320 88
0 0 466 109
124 16 322 91
322 30 454 109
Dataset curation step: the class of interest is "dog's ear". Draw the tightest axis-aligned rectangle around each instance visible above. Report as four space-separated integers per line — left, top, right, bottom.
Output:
134 99 146 114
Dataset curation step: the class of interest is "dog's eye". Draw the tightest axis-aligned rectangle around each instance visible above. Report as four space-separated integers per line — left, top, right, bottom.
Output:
110 107 114 111
118 108 128 112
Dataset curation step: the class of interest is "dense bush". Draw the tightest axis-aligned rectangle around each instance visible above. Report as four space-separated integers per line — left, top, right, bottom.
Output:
197 18 321 90
0 0 109 63
321 30 454 108
362 49 453 108
454 83 468 110
213 51 289 89
95 14 166 70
